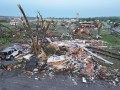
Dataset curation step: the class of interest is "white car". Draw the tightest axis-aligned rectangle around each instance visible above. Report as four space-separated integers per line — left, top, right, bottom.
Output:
6 50 22 60
1 47 22 61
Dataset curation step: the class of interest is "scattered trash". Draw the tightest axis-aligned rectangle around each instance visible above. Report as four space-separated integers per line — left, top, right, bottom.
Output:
25 56 38 71
47 55 66 70
82 77 87 83
23 54 33 60
33 68 39 72
35 77 39 80
0 39 119 85
48 71 54 79
97 66 108 80
72 78 78 85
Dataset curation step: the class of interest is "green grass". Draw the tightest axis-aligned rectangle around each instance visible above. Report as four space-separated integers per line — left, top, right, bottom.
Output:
0 37 12 45
101 30 120 46
0 22 16 45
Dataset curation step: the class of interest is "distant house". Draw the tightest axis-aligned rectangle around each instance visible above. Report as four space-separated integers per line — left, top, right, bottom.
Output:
79 22 100 29
10 18 21 26
73 22 100 34
111 27 120 36
72 21 102 39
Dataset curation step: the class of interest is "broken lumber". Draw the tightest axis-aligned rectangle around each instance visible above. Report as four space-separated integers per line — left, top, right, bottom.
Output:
83 47 113 65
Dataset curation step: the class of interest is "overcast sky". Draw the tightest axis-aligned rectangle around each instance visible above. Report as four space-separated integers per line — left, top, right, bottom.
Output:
0 0 120 17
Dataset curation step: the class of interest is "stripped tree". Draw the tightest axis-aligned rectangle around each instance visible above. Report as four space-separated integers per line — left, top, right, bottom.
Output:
18 4 55 59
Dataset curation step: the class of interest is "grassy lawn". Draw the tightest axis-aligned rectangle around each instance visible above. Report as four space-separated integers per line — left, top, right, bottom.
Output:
0 37 12 45
0 22 14 45
101 30 120 46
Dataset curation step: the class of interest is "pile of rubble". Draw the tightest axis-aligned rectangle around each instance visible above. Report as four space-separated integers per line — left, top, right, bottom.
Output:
47 40 112 79
47 40 119 85
0 40 120 85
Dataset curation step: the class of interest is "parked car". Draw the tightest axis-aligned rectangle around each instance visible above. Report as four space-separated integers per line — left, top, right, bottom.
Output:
0 47 22 61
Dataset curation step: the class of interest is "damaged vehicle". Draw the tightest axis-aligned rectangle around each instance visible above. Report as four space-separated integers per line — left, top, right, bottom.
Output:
0 45 23 70
0 47 22 61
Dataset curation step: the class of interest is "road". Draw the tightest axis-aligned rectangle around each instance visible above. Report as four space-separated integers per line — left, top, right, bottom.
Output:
0 71 120 90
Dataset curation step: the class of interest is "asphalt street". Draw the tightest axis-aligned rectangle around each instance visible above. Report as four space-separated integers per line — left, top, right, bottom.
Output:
0 73 120 90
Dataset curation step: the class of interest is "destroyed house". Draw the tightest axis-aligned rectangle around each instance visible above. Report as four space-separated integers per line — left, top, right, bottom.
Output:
111 27 120 36
79 22 99 29
72 22 101 36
